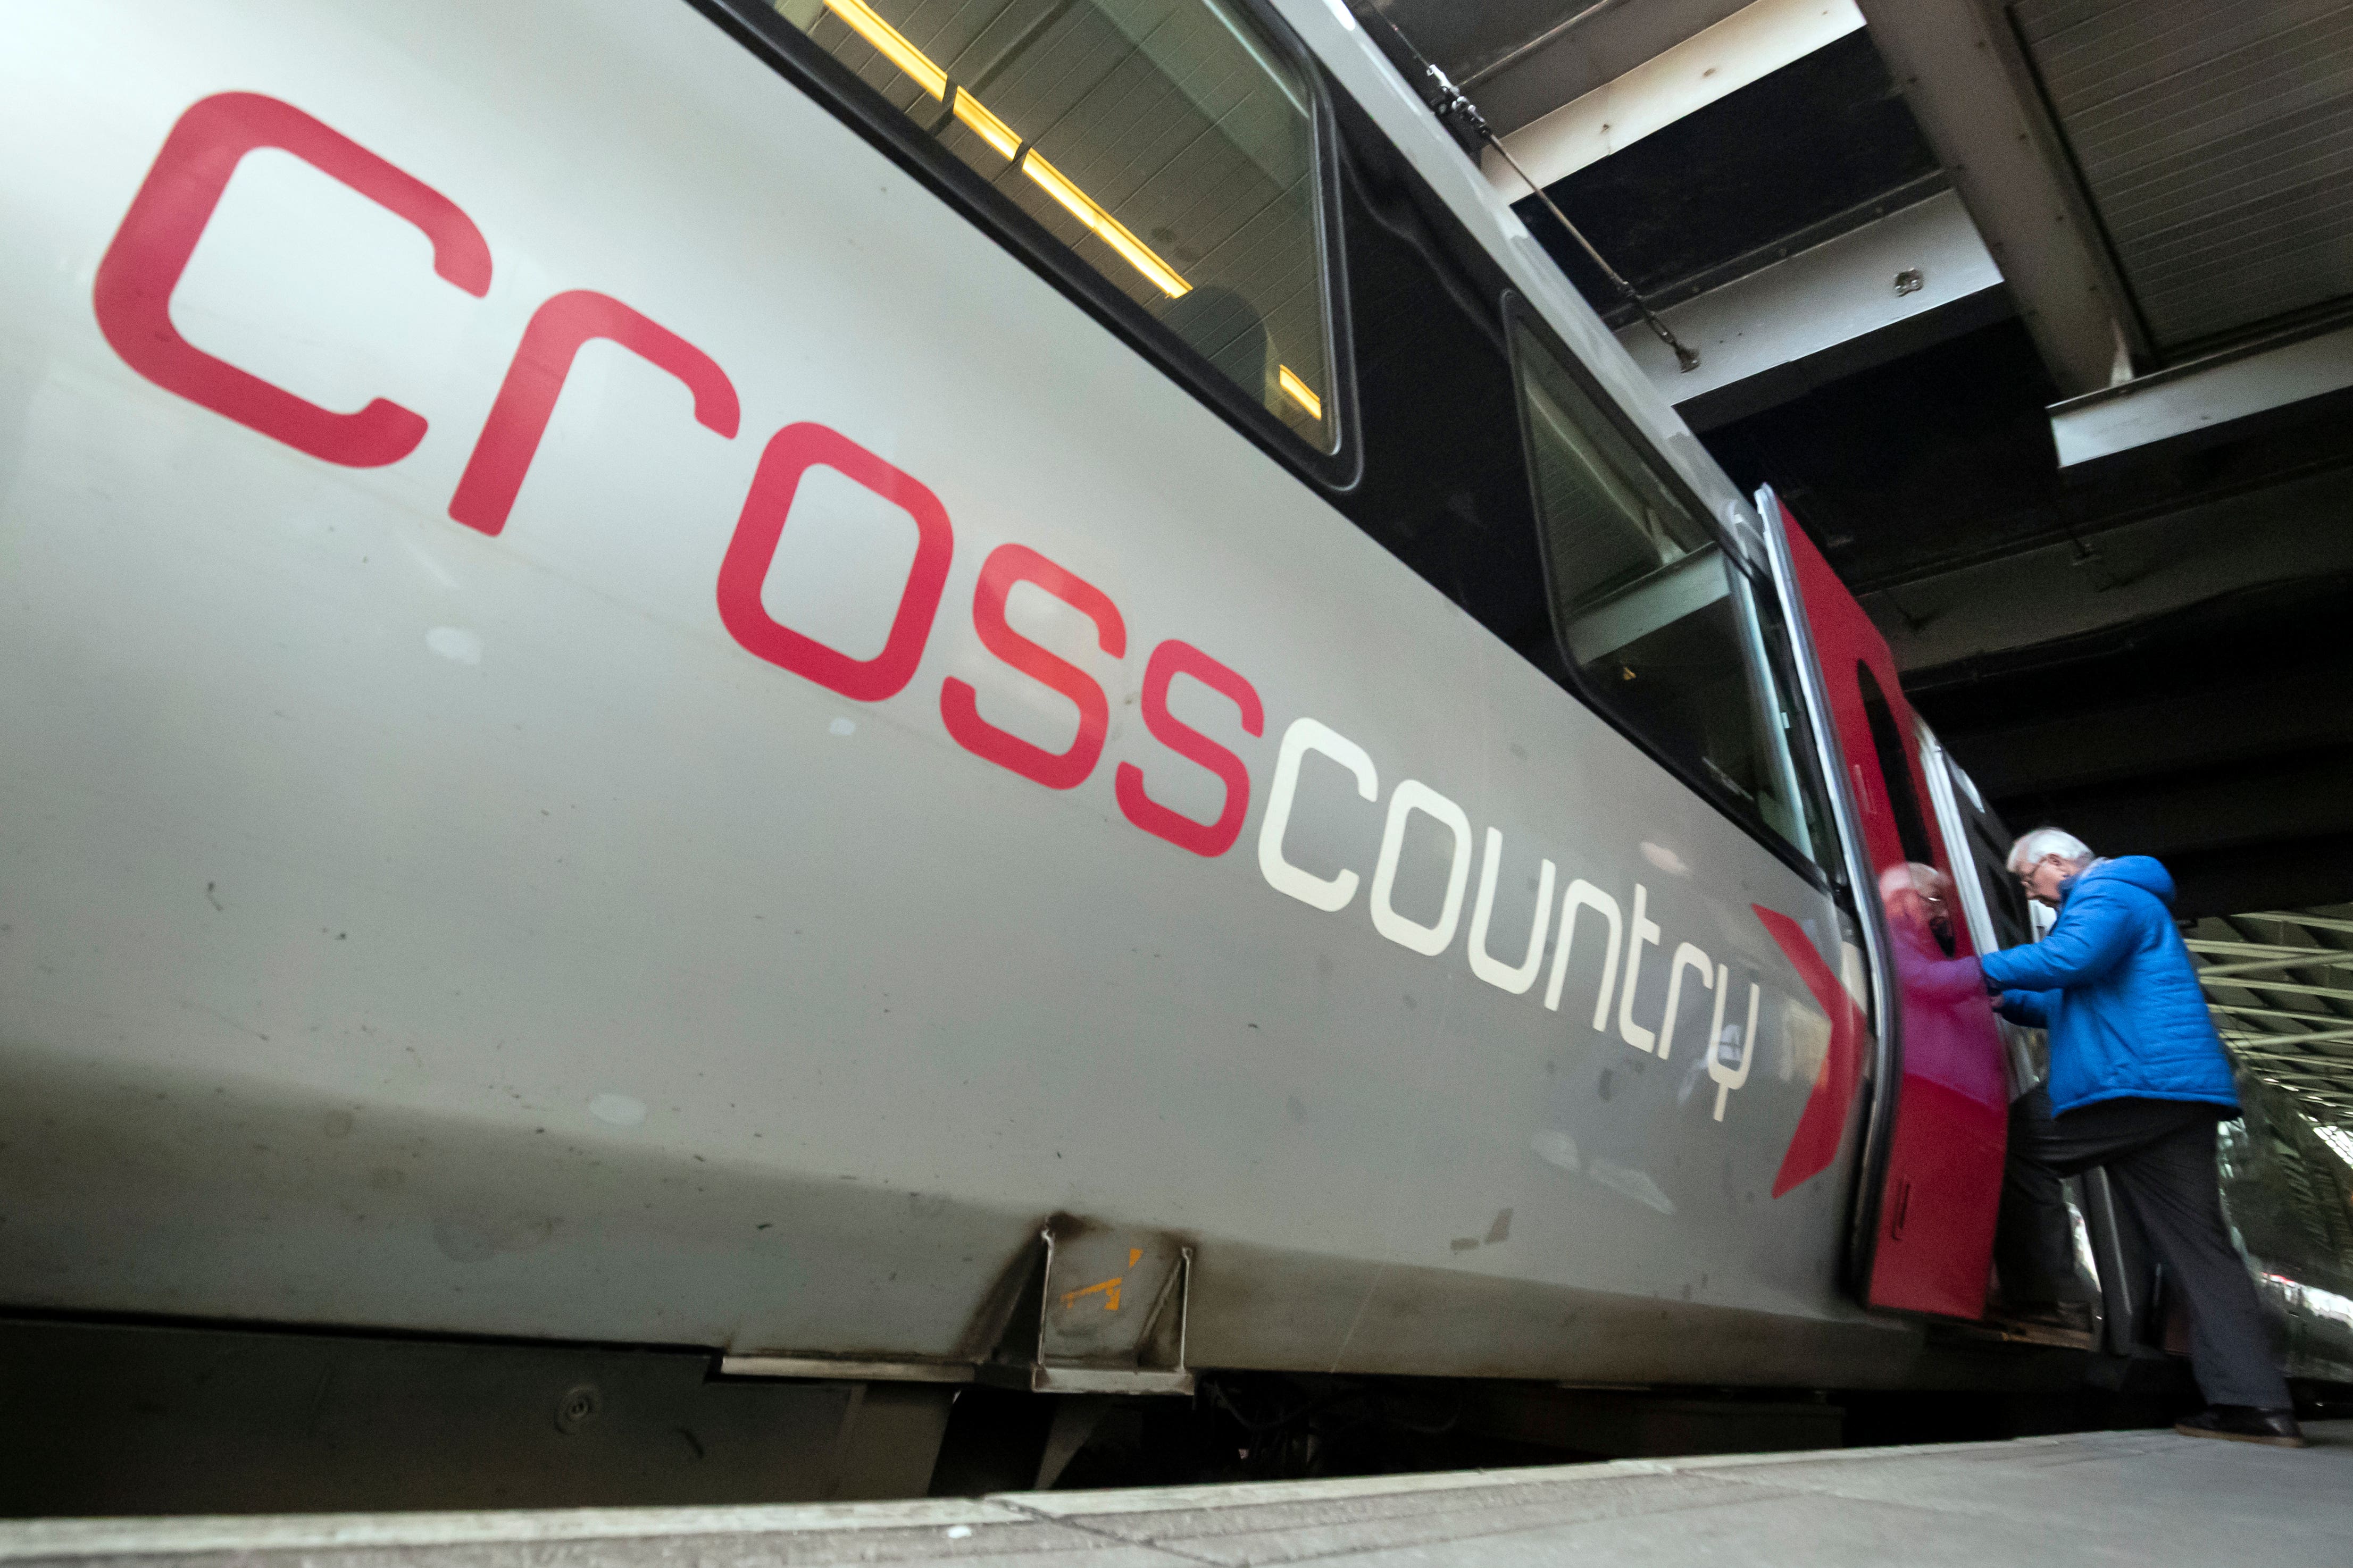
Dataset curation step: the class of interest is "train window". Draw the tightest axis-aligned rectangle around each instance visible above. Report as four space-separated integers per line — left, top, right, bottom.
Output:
1964 805 2034 950
769 0 1337 451
1509 315 1829 867
1320 93 1556 673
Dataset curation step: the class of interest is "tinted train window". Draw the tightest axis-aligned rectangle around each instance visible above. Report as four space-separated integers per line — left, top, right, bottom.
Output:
1961 798 2034 949
771 0 1336 450
1322 91 1555 672
1511 316 1830 866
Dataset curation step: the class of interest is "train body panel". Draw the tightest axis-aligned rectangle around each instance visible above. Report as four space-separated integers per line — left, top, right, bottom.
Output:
0 0 2013 1391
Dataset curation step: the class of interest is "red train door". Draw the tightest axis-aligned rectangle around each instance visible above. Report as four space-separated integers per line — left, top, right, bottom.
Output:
1770 493 2010 1318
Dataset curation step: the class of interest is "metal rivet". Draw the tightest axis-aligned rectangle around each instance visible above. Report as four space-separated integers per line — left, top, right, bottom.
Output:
556 1383 603 1434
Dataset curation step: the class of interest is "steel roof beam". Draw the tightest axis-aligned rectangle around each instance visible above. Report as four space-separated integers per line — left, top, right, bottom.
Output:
2246 1075 2353 1107
2215 1008 2353 1034
2237 1044 2353 1064
2211 1003 2353 1029
2226 1048 2353 1065
1608 188 2005 425
1488 0 1863 187
2187 941 2340 962
1851 0 2137 397
2245 912 2353 937
1863 467 2353 674
2050 319 2353 471
2201 976 2353 1003
2196 955 2353 980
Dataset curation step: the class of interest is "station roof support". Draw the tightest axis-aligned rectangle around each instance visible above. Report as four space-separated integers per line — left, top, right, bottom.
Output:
1610 188 2006 429
2050 320 2353 471
1851 0 2138 399
1485 0 1864 190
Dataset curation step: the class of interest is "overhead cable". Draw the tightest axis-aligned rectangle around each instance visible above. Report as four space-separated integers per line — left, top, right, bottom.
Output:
1363 5 1700 372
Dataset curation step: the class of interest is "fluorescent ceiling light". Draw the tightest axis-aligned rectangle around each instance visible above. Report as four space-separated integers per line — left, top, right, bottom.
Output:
1022 154 1191 298
950 90 1022 160
1278 364 1322 418
818 0 1191 299
823 0 946 98
1489 0 1866 192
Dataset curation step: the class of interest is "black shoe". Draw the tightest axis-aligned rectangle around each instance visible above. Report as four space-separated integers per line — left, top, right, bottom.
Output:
2175 1406 2308 1448
2004 1301 2096 1336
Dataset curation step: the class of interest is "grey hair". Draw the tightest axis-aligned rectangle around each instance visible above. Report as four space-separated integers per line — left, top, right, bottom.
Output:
2007 827 2093 876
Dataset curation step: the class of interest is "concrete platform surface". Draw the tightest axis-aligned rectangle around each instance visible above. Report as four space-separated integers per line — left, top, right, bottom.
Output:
6 1423 2348 1568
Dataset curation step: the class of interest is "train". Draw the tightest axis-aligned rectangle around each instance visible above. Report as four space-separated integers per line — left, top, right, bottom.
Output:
1 0 2160 1513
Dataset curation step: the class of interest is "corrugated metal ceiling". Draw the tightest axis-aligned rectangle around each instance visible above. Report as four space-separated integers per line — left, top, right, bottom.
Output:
2014 0 2353 355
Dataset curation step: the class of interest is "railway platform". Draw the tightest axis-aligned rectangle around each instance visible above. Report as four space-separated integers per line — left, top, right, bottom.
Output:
9 1422 2347 1568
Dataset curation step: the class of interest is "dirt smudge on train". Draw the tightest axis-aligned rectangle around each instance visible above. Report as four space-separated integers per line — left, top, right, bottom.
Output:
432 1212 558 1263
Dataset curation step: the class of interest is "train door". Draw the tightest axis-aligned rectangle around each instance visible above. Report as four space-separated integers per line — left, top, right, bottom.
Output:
1920 733 2122 1347
1764 491 2010 1318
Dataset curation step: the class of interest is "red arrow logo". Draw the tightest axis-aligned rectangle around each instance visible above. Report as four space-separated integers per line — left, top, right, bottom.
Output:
1753 904 1868 1197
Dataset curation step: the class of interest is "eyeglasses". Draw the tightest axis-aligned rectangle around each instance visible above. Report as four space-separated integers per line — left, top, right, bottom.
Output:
2016 854 2059 891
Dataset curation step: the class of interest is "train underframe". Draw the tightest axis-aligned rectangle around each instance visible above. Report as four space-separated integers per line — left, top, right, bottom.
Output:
6 1304 2262 1517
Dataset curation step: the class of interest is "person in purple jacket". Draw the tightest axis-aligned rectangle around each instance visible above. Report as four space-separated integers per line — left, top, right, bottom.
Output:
1983 828 2303 1447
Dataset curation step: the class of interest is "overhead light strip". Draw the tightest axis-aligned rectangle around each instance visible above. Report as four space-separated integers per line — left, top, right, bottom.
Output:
1018 154 1191 299
817 0 1192 299
822 0 946 98
1276 364 1321 418
950 89 1022 160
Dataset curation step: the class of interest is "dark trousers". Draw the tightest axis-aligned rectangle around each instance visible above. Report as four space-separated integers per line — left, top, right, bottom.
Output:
1995 1093 2083 1307
2009 1088 2290 1409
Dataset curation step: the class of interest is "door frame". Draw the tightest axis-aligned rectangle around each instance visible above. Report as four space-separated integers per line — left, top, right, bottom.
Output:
1754 485 1904 1301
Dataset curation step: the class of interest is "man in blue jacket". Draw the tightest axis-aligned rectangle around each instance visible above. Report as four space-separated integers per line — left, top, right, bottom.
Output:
1982 828 2302 1447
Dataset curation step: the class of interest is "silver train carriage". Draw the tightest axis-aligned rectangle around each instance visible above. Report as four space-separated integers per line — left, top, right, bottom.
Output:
0 0 2125 1510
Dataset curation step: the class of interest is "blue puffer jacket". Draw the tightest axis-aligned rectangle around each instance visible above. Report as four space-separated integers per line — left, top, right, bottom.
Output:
1979 857 2238 1117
